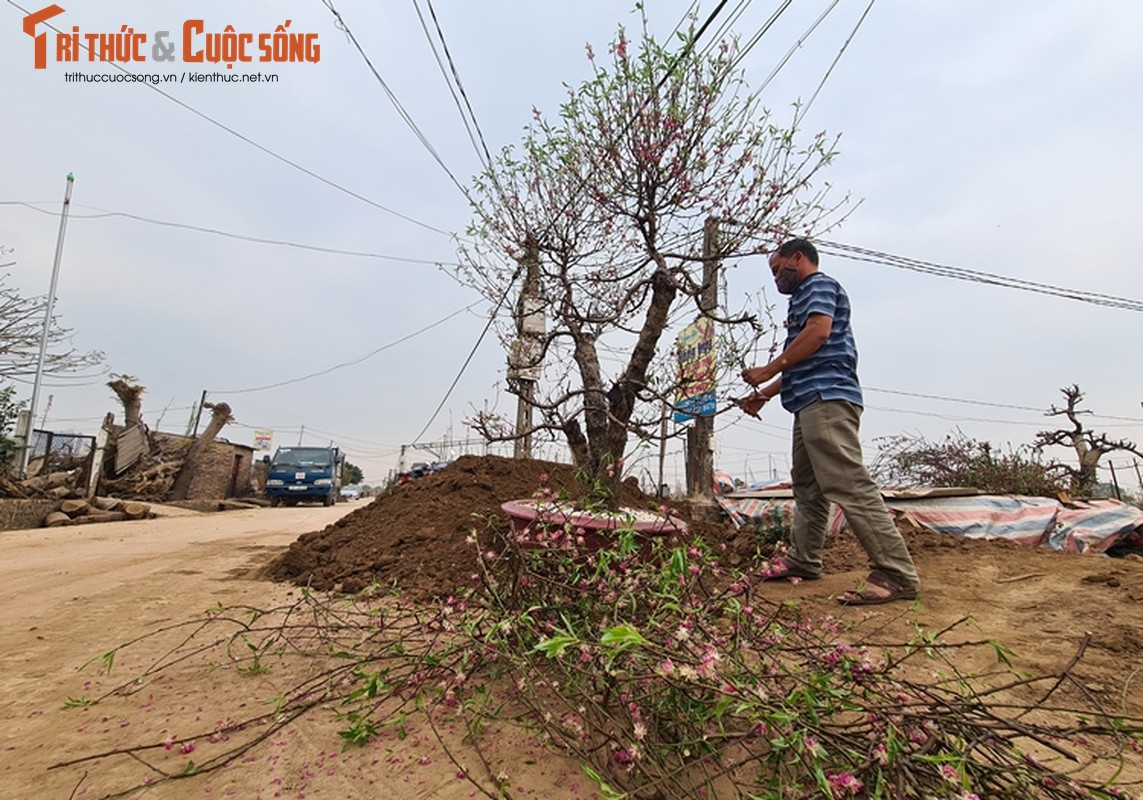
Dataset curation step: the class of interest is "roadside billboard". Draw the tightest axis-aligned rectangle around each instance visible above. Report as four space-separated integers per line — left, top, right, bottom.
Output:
674 317 716 422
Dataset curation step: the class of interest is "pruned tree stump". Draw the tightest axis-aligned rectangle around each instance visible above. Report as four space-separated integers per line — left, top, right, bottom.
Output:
59 499 91 517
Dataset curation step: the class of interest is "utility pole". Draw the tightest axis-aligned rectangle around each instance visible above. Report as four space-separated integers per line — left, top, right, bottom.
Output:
21 173 74 477
508 235 544 459
685 216 719 501
190 389 207 437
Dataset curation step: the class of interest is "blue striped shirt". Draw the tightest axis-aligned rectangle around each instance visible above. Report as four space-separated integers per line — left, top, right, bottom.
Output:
779 272 863 413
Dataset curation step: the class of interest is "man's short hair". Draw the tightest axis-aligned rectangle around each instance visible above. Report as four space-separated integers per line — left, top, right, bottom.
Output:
776 238 819 266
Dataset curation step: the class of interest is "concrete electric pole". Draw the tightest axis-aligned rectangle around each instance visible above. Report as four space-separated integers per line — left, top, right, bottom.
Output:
508 236 544 459
21 173 74 477
684 217 720 501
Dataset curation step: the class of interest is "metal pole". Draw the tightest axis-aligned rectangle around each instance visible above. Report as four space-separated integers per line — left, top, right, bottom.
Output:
21 173 74 477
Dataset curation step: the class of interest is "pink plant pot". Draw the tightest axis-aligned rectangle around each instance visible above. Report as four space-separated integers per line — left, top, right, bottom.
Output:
500 499 687 553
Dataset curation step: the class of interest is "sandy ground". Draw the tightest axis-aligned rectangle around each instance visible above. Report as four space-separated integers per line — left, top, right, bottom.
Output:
0 505 590 800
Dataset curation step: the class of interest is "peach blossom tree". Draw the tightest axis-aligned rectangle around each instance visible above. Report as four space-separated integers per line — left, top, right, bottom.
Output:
458 12 847 502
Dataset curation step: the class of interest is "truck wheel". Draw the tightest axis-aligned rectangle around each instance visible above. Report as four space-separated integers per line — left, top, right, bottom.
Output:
323 492 334 507
269 496 281 508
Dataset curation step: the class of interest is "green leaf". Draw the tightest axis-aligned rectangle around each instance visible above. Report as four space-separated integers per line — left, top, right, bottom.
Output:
600 624 648 649
533 634 579 658
988 639 1015 666
582 764 626 799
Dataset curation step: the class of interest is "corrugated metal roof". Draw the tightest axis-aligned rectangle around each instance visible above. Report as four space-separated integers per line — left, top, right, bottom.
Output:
114 425 148 475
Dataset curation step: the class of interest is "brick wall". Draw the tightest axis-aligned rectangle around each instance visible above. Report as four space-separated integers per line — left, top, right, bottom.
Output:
144 432 256 500
185 440 255 499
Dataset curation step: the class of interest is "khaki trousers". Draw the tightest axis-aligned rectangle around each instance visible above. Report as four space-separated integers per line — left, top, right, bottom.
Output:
784 399 919 589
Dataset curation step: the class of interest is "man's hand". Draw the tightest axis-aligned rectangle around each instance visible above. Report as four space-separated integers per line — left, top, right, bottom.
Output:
735 393 768 418
741 364 777 387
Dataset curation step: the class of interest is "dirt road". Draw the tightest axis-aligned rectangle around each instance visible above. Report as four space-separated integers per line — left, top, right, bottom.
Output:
0 505 352 799
0 504 585 800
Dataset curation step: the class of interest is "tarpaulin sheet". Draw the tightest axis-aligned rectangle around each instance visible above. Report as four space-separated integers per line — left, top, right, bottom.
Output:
716 490 1143 554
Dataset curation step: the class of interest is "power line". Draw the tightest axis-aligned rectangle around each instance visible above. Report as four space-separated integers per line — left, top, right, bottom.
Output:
794 0 876 127
208 303 482 395
415 0 495 175
819 240 1143 312
10 197 1142 410
865 386 1143 423
864 386 1045 414
862 404 1051 428
2 201 459 267
408 286 506 445
320 0 467 198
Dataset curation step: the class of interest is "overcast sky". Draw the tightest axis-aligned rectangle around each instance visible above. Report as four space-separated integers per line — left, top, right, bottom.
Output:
3 0 1142 491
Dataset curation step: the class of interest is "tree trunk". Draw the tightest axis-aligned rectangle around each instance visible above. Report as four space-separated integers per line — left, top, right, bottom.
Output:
59 498 91 517
72 510 127 525
107 377 146 427
169 402 233 501
562 419 589 468
92 496 122 512
122 502 149 520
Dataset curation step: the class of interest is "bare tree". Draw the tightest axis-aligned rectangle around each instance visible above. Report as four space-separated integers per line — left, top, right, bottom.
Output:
458 13 847 504
0 253 105 380
1034 384 1143 496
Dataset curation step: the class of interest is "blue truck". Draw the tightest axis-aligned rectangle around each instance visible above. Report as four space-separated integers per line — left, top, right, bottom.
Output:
264 445 344 507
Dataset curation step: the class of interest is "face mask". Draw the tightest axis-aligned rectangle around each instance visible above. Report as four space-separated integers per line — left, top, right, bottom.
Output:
774 265 799 294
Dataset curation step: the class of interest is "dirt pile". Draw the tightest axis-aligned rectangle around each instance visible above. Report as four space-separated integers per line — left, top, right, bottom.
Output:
265 453 735 601
264 453 951 602
264 454 782 600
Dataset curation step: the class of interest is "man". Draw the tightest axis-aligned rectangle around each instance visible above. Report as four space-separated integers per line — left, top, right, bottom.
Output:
738 238 920 605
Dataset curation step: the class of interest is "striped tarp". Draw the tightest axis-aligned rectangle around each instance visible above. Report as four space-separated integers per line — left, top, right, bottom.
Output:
716 491 1143 554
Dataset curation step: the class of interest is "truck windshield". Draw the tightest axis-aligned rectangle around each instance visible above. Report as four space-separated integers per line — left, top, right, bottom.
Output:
271 447 332 468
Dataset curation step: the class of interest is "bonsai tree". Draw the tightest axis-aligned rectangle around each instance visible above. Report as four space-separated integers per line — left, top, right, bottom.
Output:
1035 384 1143 497
457 11 846 505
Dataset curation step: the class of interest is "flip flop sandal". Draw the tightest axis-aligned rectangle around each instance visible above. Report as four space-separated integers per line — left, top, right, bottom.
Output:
760 559 820 582
837 570 919 606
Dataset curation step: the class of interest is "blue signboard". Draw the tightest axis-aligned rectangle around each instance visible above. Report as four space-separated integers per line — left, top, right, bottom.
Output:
674 389 717 423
